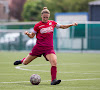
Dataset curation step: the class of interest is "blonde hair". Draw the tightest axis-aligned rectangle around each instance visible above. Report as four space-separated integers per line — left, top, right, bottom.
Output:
41 7 50 14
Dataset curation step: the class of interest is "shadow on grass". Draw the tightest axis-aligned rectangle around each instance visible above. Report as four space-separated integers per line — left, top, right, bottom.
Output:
15 83 51 86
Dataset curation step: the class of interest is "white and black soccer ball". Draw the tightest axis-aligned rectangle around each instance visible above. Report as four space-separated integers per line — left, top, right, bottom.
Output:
30 74 41 85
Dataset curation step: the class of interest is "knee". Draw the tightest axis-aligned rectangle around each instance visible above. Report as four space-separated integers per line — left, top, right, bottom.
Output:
22 61 28 65
51 59 57 66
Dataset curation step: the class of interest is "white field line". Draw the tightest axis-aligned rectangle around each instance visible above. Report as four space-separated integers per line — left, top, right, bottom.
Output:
15 64 100 74
15 65 50 72
15 65 76 73
0 78 100 84
1 62 100 65
0 74 24 76
0 72 99 76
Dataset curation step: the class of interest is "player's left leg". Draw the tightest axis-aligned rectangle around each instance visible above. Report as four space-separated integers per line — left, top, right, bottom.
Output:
14 58 25 65
46 54 61 85
14 55 37 65
14 45 39 65
23 54 37 65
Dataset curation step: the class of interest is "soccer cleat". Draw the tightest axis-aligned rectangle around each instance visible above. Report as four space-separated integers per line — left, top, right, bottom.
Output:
14 60 22 65
51 79 61 85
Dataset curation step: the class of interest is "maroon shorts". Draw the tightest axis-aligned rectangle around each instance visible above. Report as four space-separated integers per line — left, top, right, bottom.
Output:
29 45 56 61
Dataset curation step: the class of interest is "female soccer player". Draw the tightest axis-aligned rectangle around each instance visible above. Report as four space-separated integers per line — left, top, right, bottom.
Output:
14 7 78 85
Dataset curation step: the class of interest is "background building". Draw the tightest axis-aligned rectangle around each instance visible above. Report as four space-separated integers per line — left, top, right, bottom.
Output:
0 0 26 22
0 0 9 21
89 0 100 21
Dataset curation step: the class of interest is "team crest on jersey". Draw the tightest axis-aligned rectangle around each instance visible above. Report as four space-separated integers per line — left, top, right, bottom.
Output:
49 22 52 25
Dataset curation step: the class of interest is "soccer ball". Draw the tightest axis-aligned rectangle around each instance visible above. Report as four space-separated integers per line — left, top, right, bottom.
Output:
30 74 41 85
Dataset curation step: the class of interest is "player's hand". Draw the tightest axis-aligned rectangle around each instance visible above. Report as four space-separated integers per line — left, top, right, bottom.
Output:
72 22 78 26
24 31 29 35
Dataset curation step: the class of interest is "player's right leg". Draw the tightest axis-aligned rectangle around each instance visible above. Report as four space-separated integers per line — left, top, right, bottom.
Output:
45 53 61 85
14 54 37 65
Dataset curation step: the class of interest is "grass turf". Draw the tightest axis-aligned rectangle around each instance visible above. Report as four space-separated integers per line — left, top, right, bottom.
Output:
0 51 100 90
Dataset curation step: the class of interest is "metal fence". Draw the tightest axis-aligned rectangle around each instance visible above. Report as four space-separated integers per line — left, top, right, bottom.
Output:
0 21 100 51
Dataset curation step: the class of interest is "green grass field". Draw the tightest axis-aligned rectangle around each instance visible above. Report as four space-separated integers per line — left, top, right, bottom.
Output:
0 51 100 90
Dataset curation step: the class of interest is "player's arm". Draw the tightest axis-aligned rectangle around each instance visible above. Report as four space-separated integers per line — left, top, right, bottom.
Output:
59 22 78 29
24 31 35 38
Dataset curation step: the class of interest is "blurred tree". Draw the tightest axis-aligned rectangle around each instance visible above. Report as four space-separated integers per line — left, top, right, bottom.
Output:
22 0 95 21
45 0 95 20
22 0 46 21
68 0 95 12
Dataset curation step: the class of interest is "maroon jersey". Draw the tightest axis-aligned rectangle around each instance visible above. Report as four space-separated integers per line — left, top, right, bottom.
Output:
33 20 57 47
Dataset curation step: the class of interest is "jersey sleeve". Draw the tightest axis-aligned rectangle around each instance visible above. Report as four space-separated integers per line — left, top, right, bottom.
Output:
55 23 61 29
33 24 39 34
52 21 57 26
52 21 61 29
29 28 36 34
